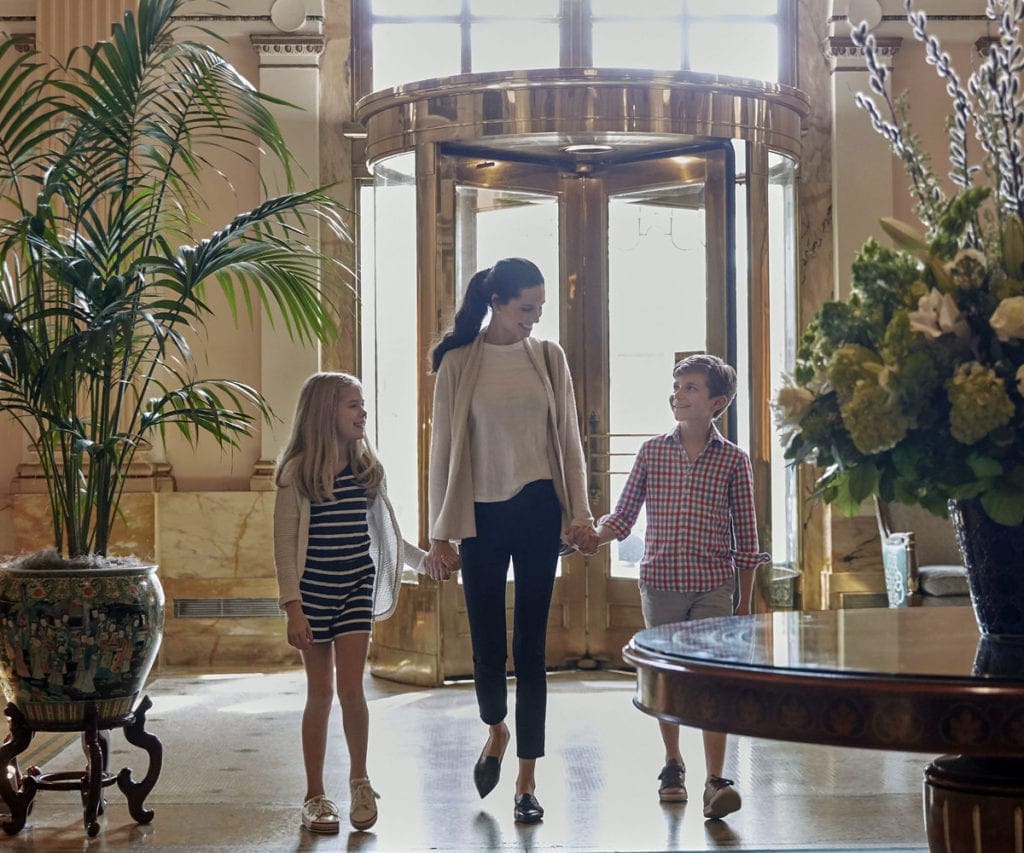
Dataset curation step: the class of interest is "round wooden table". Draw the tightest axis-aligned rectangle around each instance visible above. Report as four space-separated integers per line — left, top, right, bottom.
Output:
622 606 1024 853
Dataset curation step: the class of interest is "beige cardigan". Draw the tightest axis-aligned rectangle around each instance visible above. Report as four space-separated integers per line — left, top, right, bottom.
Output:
273 473 405 621
429 334 593 541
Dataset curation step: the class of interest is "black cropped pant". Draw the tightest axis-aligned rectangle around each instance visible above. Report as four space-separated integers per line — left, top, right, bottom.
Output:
459 479 561 759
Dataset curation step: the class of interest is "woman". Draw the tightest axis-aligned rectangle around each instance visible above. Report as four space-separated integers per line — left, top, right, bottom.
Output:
424 257 593 824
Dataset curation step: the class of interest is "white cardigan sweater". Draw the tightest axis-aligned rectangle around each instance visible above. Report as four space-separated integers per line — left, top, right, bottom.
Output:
429 334 593 541
273 473 405 621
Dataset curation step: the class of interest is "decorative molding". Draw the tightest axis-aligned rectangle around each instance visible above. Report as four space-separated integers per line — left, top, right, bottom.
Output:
827 35 901 75
171 15 325 22
249 460 276 492
12 33 34 53
827 35 902 60
14 461 175 494
828 15 990 24
250 34 324 56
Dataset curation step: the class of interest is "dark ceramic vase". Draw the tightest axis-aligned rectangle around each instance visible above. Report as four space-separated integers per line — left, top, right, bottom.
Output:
949 498 1024 638
0 560 165 727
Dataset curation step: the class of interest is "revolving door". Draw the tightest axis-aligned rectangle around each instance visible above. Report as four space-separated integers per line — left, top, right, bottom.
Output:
355 70 808 685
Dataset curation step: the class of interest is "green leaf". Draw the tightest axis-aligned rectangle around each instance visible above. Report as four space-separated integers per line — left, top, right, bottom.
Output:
847 463 879 503
968 454 1003 479
879 217 929 255
831 475 865 517
980 489 1024 527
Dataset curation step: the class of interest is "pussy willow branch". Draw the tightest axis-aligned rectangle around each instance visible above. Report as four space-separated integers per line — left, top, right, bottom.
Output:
852 20 945 228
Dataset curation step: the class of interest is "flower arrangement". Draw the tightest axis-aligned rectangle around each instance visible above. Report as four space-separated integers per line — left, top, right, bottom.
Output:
775 0 1024 526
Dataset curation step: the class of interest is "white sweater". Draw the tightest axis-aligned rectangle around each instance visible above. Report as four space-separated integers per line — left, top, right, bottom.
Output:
429 333 593 541
470 341 551 502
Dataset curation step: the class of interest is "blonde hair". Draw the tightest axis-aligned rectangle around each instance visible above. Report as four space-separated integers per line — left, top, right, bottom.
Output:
274 372 383 502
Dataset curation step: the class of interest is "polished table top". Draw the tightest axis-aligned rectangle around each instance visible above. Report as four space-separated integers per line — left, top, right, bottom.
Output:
623 607 1024 754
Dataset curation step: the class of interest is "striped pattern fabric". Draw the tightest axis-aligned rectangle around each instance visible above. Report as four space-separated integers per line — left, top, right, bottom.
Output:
599 426 770 592
299 467 376 640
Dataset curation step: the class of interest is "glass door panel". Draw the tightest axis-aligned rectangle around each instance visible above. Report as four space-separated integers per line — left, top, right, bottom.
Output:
426 148 734 675
452 183 562 577
606 183 708 579
580 148 732 663
438 153 587 677
768 152 799 572
361 152 419 542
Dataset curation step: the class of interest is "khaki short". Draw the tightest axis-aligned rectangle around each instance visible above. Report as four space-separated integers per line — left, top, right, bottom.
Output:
640 581 735 628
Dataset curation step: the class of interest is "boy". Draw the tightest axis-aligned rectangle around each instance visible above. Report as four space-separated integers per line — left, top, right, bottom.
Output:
591 354 769 819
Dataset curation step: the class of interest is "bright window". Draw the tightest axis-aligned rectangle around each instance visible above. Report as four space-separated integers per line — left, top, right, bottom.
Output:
361 1 787 93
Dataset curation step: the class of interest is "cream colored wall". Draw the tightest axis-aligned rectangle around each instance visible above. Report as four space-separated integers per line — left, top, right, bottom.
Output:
162 37 265 492
890 38 979 226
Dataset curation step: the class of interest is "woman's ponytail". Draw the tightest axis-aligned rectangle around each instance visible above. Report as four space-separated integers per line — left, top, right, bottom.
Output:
429 258 544 372
430 268 492 372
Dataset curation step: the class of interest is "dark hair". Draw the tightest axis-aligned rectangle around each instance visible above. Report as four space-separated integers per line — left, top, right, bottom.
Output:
429 257 544 372
673 353 737 418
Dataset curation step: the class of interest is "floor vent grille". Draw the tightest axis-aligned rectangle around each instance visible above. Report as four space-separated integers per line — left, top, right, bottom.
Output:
173 598 283 619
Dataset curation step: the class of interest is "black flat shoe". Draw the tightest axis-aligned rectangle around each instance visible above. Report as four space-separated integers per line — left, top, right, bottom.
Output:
473 730 508 798
513 792 544 824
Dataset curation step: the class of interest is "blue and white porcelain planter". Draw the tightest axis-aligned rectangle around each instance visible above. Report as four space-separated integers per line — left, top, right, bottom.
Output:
0 558 164 727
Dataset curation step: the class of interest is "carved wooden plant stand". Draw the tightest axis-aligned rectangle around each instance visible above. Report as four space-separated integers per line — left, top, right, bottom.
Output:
0 696 162 837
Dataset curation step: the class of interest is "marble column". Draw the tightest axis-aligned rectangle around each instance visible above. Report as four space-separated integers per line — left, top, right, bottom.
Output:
249 29 326 489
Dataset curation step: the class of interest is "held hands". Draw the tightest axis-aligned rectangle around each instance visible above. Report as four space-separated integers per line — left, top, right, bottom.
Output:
424 539 461 581
567 524 600 555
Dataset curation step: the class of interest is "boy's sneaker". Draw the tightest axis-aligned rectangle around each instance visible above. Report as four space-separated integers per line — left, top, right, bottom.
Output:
349 778 380 831
301 794 340 833
702 775 741 819
657 759 687 802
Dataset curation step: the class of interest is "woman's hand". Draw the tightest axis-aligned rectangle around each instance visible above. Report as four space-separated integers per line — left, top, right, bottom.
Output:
284 603 313 650
568 524 600 555
424 539 461 581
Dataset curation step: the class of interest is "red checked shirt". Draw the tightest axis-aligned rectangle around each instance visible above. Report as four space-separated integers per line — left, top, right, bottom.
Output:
599 425 770 592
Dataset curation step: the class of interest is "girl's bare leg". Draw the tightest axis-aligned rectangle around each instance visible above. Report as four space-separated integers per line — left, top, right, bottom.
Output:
334 631 371 781
301 641 335 800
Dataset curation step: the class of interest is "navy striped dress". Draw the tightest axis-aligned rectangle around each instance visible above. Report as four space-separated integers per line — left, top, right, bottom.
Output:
299 466 376 641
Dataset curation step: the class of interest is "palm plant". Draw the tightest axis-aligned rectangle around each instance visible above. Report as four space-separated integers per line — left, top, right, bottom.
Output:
0 0 345 558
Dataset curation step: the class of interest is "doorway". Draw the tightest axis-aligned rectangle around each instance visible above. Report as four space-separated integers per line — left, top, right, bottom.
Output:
357 70 806 686
437 146 734 671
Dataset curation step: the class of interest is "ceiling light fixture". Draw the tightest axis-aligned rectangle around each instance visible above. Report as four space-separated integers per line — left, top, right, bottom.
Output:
562 144 613 154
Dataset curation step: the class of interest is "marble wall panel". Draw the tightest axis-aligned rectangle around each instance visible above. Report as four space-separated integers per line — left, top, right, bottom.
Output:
162 618 295 668
156 492 275 581
11 493 157 560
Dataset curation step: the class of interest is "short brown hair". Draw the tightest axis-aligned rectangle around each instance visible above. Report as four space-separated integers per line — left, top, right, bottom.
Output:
673 354 737 418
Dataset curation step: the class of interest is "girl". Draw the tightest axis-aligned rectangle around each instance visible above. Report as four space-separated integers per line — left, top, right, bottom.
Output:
423 257 594 824
273 372 403 834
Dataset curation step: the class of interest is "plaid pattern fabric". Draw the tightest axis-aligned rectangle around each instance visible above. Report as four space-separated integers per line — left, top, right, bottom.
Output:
599 425 770 592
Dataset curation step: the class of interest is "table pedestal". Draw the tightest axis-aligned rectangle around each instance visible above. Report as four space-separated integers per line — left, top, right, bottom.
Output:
924 756 1024 853
0 696 162 837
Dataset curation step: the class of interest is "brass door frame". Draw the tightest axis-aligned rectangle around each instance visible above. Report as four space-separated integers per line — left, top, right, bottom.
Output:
364 72 808 685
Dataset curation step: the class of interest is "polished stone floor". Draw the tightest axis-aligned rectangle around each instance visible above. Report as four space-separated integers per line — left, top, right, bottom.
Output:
3 668 929 851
